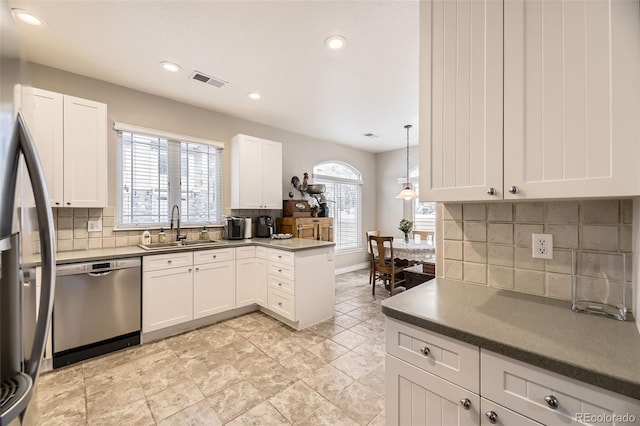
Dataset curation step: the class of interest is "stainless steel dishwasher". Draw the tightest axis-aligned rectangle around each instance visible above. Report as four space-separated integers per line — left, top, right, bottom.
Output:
53 258 141 368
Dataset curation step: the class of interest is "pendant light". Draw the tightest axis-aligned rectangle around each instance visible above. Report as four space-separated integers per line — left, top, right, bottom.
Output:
396 124 418 200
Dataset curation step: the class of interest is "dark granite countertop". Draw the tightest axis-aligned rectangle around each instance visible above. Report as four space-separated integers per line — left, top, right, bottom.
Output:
381 278 640 400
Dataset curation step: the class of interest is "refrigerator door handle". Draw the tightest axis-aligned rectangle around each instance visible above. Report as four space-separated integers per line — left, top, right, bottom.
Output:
13 112 56 381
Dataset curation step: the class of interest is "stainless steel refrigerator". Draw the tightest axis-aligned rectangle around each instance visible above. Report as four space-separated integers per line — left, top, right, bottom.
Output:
0 3 56 425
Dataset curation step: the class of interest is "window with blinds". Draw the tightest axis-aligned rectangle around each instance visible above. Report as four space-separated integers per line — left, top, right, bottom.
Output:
116 126 223 228
409 167 436 233
313 162 363 251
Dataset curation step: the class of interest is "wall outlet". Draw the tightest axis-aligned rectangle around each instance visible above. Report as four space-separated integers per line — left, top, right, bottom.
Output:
532 233 553 259
88 220 103 232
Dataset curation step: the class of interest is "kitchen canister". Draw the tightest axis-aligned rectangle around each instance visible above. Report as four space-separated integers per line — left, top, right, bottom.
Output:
244 217 252 238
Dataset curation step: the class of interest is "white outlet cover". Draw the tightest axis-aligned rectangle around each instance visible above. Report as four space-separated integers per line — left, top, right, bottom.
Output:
532 233 553 259
88 220 103 232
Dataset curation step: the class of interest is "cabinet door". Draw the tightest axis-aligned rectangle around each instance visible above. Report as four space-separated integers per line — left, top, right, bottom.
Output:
386 354 480 426
480 398 542 426
22 88 64 206
317 219 333 242
504 0 640 199
236 257 256 308
233 136 264 209
255 257 268 307
143 267 193 333
260 139 282 209
296 222 317 240
63 95 107 207
193 260 235 318
419 0 504 202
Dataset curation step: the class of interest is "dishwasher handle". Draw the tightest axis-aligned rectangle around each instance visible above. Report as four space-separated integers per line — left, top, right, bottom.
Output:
87 271 114 277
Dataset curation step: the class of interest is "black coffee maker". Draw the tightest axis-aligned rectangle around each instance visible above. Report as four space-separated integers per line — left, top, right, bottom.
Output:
256 215 274 238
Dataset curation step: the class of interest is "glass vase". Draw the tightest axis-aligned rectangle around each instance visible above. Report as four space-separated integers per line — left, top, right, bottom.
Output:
404 233 409 244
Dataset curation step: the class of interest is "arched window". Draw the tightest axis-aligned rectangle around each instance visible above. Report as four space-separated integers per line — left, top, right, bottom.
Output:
313 162 363 251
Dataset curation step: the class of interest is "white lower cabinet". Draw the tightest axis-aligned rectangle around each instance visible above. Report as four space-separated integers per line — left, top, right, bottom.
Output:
386 318 640 426
143 253 194 333
193 260 235 319
386 354 480 426
255 248 268 307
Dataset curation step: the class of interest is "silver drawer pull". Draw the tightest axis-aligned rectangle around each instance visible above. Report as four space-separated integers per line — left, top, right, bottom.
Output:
195 267 199 272
278 269 282 273
168 260 172 264
213 255 217 258
188 268 192 272
544 395 558 409
419 346 430 356
460 398 471 410
278 282 282 286
485 411 498 424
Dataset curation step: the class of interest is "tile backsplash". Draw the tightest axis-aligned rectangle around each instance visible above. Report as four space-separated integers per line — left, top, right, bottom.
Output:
438 200 633 303
52 208 281 251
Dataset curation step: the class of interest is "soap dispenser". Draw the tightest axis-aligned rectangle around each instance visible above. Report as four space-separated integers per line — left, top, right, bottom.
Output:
158 228 166 243
200 226 209 241
142 228 151 245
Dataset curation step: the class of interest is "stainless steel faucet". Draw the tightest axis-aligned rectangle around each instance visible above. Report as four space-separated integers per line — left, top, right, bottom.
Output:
170 204 186 241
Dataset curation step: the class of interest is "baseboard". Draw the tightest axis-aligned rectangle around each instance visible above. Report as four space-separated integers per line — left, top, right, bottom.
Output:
335 262 369 275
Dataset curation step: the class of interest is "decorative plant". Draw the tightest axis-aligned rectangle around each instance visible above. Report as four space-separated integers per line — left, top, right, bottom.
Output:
310 205 320 216
398 218 413 234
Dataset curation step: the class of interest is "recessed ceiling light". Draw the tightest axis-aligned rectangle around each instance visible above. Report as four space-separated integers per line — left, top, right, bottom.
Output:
247 92 261 100
160 61 181 73
11 9 45 26
325 35 347 50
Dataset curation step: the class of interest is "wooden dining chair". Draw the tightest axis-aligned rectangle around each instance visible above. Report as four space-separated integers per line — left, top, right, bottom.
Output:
366 230 381 286
412 230 435 242
368 235 407 295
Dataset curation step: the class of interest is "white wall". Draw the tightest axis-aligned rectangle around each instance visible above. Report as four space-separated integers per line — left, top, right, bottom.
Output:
29 63 375 269
634 198 639 333
375 145 419 237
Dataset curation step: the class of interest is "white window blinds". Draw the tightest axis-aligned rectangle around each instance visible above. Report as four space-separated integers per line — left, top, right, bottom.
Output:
116 125 223 228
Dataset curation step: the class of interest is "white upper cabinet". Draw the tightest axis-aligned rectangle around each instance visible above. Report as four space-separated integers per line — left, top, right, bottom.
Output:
419 0 504 202
21 88 107 207
419 0 640 202
503 0 640 199
230 134 282 209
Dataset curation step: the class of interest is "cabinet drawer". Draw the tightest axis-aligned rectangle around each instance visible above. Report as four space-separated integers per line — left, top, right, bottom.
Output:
386 317 480 393
268 275 294 295
235 246 255 260
143 252 193 272
480 398 541 426
255 246 268 259
386 354 480 426
268 288 294 321
269 262 294 281
194 248 234 265
269 249 294 266
481 350 640 426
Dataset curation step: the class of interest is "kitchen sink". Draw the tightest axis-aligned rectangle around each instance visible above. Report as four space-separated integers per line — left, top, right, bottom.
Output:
138 240 224 250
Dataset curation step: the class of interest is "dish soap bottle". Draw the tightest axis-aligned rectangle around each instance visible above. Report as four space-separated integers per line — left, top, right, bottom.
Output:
200 226 209 241
142 228 151 245
158 228 166 243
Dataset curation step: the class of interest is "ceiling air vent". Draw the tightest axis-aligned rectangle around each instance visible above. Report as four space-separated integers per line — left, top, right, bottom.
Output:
190 71 228 88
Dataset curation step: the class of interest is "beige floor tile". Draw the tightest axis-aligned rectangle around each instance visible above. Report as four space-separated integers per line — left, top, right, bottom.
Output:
333 314 362 329
137 362 191 397
307 320 346 338
207 380 265 423
358 362 385 397
193 362 246 397
226 401 289 426
37 365 85 406
334 302 359 314
331 351 380 380
268 381 326 424
157 400 222 426
83 349 131 378
260 337 307 362
198 323 239 346
146 380 205 422
368 409 385 426
280 349 329 379
299 400 360 426
308 339 350 362
37 390 86 426
301 364 354 400
132 349 178 373
330 382 385 425
330 330 369 350
248 364 299 397
87 397 154 426
352 339 386 364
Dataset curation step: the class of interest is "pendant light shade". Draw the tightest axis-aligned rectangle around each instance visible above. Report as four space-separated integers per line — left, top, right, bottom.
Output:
396 124 418 200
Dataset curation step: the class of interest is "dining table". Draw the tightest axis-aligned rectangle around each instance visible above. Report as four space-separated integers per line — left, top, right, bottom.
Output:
371 238 436 264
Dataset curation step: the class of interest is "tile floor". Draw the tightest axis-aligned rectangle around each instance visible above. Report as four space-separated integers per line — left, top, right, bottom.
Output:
36 269 391 425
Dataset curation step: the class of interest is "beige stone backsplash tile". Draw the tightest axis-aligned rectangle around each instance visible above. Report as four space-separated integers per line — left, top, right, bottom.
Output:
578 252 630 283
487 223 513 244
463 262 486 285
515 202 544 223
443 204 462 221
443 260 463 281
73 239 88 250
581 225 618 251
88 208 102 219
57 207 73 217
622 199 633 224
544 224 578 249
57 217 73 229
546 250 573 275
57 229 73 240
88 238 103 249
620 225 632 252
102 227 113 237
463 242 487 263
73 228 88 239
545 273 572 300
546 201 579 224
73 218 88 229
514 224 544 246
115 236 129 247
463 221 486 242
487 245 514 267
57 239 73 252
581 200 619 224
488 203 513 222
488 266 514 290
443 221 463 240
443 241 463 260
102 237 115 248
514 247 544 271
128 236 141 246
103 216 115 227
463 203 486 221
73 208 88 218
514 270 545 296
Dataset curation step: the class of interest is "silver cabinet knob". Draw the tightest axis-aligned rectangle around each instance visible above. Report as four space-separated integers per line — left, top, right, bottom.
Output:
487 187 496 195
544 395 558 409
188 268 192 272
168 260 172 264
278 282 282 286
460 398 471 410
485 411 498 424
508 185 519 194
420 346 430 356
195 267 199 272
278 302 282 306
